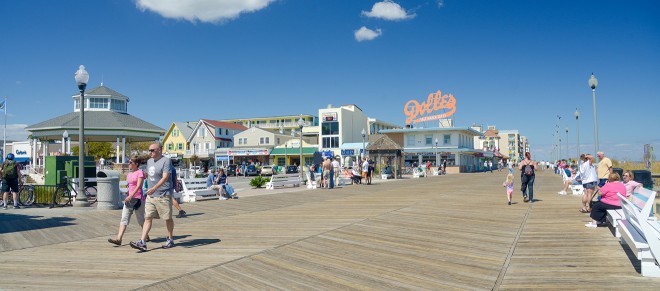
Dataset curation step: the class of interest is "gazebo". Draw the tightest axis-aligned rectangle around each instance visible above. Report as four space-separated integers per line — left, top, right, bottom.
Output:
25 85 165 165
366 134 404 179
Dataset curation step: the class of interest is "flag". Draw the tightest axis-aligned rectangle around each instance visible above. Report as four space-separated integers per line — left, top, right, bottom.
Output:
0 100 4 110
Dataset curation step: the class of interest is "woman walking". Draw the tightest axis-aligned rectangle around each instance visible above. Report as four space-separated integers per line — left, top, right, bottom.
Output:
578 154 598 213
108 157 148 245
518 152 537 203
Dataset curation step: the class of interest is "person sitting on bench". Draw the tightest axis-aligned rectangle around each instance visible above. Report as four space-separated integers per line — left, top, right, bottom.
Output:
351 167 362 184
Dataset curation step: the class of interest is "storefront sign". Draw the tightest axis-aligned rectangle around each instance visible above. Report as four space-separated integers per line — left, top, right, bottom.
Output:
403 90 457 125
322 112 337 121
341 149 355 156
228 149 269 156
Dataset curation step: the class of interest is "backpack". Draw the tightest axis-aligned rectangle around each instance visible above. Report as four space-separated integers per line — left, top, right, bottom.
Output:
2 160 17 179
523 162 534 176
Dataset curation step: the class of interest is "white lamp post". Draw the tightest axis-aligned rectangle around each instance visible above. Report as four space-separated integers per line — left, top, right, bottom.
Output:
565 127 569 160
589 73 599 154
62 130 69 154
74 65 90 207
574 108 580 157
434 138 439 166
361 128 366 159
297 117 304 182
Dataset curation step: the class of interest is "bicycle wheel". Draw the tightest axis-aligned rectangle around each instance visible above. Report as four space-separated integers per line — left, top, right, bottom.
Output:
84 186 97 204
18 186 35 206
50 187 72 208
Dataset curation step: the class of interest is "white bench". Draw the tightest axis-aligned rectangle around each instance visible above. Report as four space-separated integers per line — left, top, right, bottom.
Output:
607 187 656 237
412 168 426 178
432 168 440 176
266 173 301 189
338 171 354 186
181 178 217 202
616 191 660 277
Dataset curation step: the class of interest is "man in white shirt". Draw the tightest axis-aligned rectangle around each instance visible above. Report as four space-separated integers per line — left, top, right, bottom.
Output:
331 157 340 188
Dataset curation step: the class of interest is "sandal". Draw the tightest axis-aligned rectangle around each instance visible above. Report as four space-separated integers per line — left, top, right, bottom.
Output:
579 208 589 213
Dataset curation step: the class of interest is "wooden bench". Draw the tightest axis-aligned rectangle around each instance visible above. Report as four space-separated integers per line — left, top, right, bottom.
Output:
616 191 660 277
266 173 301 189
607 188 657 237
181 178 217 202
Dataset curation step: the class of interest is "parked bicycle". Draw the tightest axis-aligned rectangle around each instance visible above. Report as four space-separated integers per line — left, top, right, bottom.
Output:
49 176 97 208
1 176 35 207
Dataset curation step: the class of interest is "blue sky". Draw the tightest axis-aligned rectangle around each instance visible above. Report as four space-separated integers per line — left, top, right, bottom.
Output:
1 0 659 161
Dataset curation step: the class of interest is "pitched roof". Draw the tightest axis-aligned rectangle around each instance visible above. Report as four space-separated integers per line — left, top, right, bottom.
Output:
25 111 165 142
366 134 403 151
74 85 129 101
484 129 499 137
201 119 248 131
173 121 198 139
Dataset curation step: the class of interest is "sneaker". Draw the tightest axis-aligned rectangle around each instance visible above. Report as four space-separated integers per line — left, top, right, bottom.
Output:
129 240 147 252
508 201 511 205
2 206 6 210
108 238 122 246
558 191 567 195
13 205 20 209
162 238 174 249
176 210 186 218
145 235 151 242
584 222 598 228
232 196 239 199
523 196 529 203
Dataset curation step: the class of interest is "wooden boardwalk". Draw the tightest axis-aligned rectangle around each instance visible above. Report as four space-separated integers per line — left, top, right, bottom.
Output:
1 170 659 290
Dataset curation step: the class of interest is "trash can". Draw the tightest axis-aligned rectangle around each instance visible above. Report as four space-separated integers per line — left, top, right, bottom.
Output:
612 168 623 181
96 170 121 210
631 170 653 190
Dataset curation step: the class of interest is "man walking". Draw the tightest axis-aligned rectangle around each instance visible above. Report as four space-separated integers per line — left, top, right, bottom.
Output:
130 143 175 251
332 157 340 187
1 153 20 209
596 151 612 187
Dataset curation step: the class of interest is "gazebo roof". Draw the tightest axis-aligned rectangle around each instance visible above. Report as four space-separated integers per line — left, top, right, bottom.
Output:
76 85 129 101
26 111 165 142
367 134 403 151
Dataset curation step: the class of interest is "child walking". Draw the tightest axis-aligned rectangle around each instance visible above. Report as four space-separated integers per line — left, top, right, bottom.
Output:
503 173 514 205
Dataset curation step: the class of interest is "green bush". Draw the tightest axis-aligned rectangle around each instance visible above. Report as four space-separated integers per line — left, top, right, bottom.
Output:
249 176 270 188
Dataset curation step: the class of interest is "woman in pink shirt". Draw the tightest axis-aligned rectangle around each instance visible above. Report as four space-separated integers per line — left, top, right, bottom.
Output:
108 157 148 245
585 172 626 228
622 170 642 198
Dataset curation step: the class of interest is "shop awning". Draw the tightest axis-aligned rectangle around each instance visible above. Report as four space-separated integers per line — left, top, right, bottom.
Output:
270 147 317 155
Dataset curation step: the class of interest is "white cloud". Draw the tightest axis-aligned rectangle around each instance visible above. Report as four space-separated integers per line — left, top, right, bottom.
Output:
5 124 29 141
135 0 276 23
354 26 382 42
362 0 415 21
437 0 445 8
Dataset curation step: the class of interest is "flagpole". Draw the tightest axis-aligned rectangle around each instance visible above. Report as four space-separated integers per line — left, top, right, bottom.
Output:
3 96 6 161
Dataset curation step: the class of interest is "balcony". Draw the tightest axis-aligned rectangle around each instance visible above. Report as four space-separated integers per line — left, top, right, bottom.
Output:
252 121 313 129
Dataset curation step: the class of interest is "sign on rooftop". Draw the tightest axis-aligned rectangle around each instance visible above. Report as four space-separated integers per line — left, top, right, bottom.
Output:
404 90 456 125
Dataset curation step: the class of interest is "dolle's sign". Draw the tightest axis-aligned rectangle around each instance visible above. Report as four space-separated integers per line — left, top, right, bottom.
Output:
404 90 456 125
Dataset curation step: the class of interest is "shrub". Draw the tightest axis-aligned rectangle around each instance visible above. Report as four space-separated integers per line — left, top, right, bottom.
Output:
249 176 270 188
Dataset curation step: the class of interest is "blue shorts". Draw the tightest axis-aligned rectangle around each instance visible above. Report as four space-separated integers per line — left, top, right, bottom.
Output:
583 181 597 189
598 179 607 187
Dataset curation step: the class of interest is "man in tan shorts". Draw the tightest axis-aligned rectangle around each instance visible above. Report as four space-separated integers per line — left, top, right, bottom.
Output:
130 143 175 252
322 157 332 189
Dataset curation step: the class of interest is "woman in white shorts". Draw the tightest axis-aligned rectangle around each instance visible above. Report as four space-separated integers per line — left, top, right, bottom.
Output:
108 157 148 245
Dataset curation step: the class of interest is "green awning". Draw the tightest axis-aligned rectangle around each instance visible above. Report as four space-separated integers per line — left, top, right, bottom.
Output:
270 147 317 155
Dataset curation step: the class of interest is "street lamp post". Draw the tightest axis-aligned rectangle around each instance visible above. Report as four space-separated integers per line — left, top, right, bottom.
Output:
62 130 69 154
574 108 580 157
565 127 569 160
435 138 439 166
361 128 366 160
297 117 304 182
74 65 90 207
589 73 599 154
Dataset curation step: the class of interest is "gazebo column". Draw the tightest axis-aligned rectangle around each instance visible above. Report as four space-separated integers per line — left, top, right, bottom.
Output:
116 137 120 164
121 137 126 163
